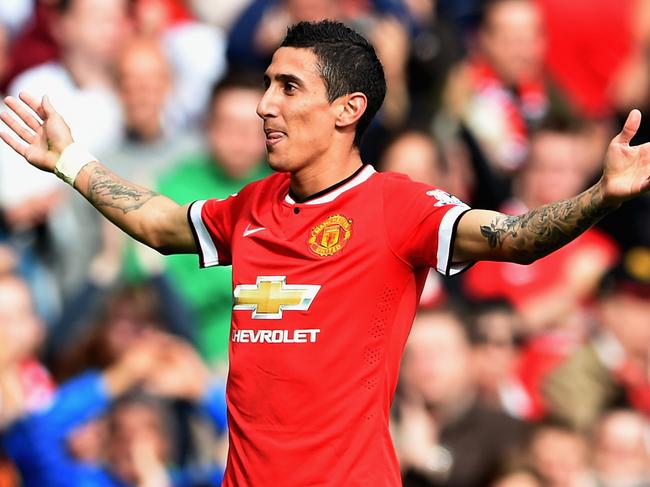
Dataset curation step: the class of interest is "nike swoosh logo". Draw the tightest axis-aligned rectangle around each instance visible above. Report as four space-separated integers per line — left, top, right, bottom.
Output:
243 224 266 237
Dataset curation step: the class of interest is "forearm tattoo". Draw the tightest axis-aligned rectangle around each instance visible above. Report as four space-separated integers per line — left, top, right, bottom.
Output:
480 184 616 262
87 166 158 214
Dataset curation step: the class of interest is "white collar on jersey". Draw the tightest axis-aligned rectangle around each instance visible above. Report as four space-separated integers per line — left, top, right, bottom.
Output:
284 165 376 205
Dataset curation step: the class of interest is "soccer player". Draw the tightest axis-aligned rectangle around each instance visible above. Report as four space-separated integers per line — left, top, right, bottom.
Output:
1 20 649 487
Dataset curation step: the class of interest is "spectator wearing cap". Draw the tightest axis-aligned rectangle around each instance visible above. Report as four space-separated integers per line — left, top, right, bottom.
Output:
543 247 650 431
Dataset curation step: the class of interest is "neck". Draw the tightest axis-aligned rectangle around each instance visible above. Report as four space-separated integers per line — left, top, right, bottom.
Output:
63 52 114 90
289 145 363 200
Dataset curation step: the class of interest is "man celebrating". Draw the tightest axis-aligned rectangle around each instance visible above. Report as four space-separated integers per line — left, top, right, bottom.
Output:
2 20 649 487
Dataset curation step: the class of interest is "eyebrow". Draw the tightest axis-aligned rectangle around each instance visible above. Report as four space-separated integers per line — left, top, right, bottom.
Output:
263 72 305 88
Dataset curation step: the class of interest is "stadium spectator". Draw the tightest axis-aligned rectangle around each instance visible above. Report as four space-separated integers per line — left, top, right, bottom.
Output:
468 299 532 418
527 421 591 487
49 283 177 382
1 285 227 487
443 0 573 209
464 122 618 333
7 0 129 156
401 0 466 128
379 130 471 308
130 0 227 129
395 308 529 486
0 273 52 429
380 130 446 194
107 37 201 183
544 253 650 430
0 0 130 312
125 70 269 364
4 337 227 487
590 409 650 487
462 122 619 418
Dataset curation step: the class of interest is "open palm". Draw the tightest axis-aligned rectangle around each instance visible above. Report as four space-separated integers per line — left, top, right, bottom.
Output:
0 92 74 173
603 109 650 203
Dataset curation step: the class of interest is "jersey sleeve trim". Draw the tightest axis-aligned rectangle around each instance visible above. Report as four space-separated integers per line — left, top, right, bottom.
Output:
436 205 473 276
187 200 219 268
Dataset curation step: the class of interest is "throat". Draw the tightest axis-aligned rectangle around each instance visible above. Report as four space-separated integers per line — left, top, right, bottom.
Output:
289 164 366 203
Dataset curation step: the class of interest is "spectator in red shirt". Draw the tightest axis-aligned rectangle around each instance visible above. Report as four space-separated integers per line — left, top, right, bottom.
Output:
463 121 619 418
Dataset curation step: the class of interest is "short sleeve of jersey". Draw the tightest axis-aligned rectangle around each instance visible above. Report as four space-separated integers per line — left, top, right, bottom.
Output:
383 175 472 275
187 193 241 268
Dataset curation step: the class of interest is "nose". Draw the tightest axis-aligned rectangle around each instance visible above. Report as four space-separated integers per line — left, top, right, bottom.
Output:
256 87 278 120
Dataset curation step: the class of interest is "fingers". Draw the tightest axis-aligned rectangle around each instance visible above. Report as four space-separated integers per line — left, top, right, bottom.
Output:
616 109 642 145
4 95 42 132
18 92 46 120
0 111 36 145
0 131 27 158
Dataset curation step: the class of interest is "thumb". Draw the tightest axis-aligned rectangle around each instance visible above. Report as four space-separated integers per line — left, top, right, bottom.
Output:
40 95 57 119
616 109 642 145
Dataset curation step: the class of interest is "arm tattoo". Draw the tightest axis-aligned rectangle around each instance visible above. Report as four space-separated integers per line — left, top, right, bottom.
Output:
479 184 615 262
87 166 158 214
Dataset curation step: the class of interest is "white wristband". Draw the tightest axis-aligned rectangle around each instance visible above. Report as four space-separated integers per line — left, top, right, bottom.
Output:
53 143 97 186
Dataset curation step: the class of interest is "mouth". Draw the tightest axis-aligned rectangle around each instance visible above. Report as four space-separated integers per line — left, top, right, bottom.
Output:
264 128 286 146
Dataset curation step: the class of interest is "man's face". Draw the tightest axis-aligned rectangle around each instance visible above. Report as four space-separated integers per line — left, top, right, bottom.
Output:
208 87 265 179
521 132 587 205
0 277 43 363
381 133 441 186
108 402 169 484
58 0 130 64
480 0 545 84
117 42 171 137
257 47 340 173
401 313 475 407
601 291 650 360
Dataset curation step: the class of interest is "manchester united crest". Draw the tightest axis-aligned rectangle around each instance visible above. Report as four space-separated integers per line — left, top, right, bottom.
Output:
308 214 353 257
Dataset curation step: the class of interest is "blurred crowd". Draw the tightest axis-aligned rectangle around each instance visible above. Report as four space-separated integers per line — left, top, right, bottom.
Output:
1 0 650 486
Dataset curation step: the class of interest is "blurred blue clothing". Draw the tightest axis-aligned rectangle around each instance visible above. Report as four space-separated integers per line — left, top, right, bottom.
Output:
2 372 111 487
1 372 227 487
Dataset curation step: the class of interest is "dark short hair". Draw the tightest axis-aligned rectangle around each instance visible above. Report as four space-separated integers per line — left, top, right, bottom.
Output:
208 68 265 109
280 20 386 146
56 0 73 13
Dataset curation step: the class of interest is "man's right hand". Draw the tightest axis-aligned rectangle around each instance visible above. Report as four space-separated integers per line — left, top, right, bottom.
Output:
0 92 197 256
0 92 74 173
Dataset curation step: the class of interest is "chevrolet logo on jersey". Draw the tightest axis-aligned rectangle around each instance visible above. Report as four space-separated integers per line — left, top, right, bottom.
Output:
233 276 321 319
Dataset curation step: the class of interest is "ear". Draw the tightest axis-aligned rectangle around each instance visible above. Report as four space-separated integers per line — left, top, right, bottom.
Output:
334 92 367 130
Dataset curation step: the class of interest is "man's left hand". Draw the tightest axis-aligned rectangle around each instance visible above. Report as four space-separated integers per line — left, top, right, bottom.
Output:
601 109 650 205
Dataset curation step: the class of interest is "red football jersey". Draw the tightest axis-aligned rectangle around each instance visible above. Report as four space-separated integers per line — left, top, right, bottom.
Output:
188 165 470 486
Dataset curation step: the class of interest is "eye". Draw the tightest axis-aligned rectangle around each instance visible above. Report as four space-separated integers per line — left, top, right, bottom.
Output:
283 82 297 94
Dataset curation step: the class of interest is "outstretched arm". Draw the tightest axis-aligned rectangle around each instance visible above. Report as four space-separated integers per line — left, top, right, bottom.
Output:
454 109 650 264
0 93 196 254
